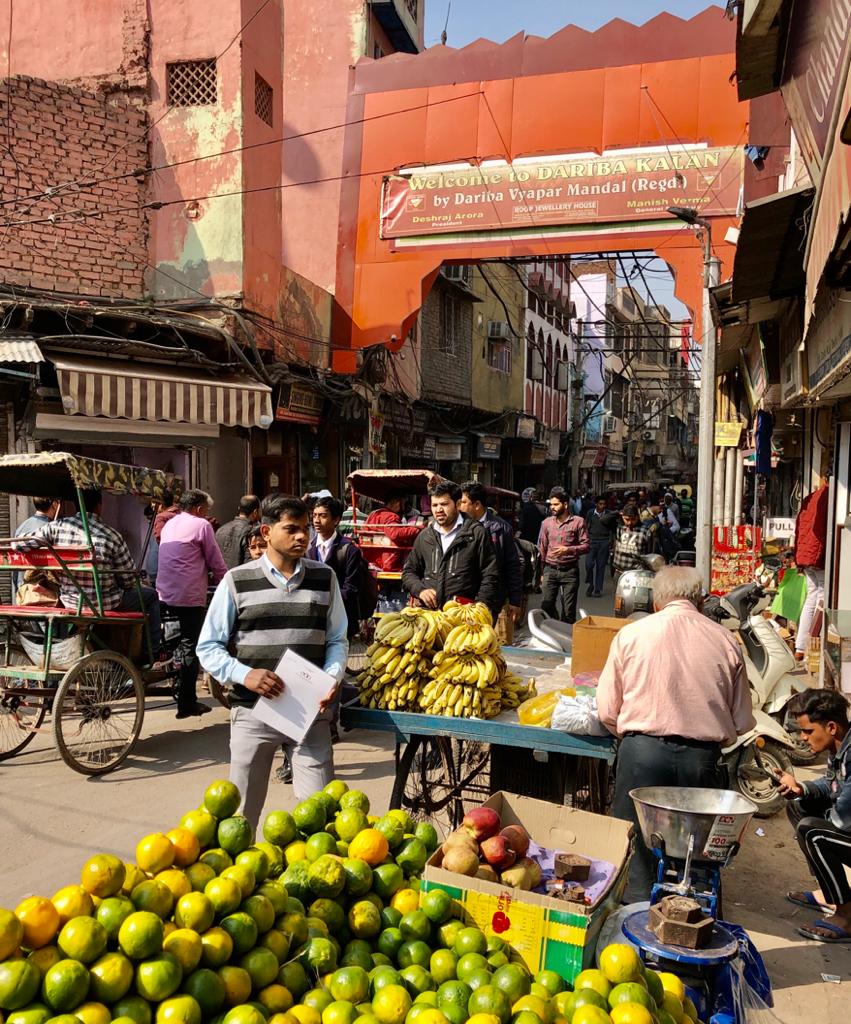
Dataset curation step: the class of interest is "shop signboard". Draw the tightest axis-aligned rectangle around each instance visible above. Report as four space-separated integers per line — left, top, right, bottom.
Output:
806 284 851 395
780 0 851 186
380 146 743 241
516 415 536 440
606 451 624 471
714 421 743 447
546 431 561 461
530 445 547 465
477 435 502 460
435 441 463 461
275 382 323 424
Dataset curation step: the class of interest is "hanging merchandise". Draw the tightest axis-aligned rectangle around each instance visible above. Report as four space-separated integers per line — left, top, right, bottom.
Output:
754 409 774 476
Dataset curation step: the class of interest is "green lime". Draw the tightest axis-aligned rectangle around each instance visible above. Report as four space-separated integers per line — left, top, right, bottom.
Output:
217 817 253 857
241 895 276 934
347 902 381 940
281 863 311 905
336 811 370 844
436 981 471 1024
463 970 492 993
372 865 404 902
397 942 431 969
376 928 404 960
369 966 402 997
278 962 310 999
374 817 405 850
339 791 370 816
456 954 489 983
306 834 339 863
466 985 511 1024
399 912 431 943
236 848 270 883
454 929 487 958
0 961 40 1012
413 823 439 854
262 811 298 848
293 800 327 836
429 951 457 986
399 966 434 997
219 913 259 956
420 891 452 926
380 907 402 930
182 968 226 1017
492 965 530 1003
395 841 427 877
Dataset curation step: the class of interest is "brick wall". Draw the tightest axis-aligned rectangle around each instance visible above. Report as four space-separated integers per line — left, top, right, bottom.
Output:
420 280 472 405
0 76 148 297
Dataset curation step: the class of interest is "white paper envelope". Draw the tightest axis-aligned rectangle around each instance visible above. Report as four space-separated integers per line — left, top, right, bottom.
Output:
250 649 335 744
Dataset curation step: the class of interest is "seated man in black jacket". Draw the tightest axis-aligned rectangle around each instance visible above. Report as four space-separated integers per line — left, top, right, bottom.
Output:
459 481 523 642
402 481 500 619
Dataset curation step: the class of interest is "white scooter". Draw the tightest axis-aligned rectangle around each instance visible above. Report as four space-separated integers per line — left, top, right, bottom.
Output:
708 582 814 766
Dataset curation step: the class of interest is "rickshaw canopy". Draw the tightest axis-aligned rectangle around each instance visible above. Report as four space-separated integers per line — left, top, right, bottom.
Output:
0 451 180 501
346 469 446 502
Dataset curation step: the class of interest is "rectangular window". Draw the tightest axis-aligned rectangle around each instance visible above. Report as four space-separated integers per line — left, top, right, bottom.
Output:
487 340 512 374
166 58 217 107
440 292 462 355
254 72 273 126
611 373 624 420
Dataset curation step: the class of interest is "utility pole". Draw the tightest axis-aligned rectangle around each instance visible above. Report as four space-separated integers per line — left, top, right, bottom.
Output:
668 207 719 586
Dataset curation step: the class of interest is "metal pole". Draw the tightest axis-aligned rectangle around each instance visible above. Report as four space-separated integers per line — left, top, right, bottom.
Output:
734 450 745 524
696 242 721 586
723 447 736 526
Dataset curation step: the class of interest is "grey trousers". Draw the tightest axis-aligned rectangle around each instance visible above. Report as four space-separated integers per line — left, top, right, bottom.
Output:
229 706 334 829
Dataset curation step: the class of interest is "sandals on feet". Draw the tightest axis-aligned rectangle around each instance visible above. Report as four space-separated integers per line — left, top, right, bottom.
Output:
796 920 851 943
786 891 833 911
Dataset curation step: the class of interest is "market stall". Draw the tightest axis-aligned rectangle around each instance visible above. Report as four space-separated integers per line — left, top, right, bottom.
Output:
341 604 616 831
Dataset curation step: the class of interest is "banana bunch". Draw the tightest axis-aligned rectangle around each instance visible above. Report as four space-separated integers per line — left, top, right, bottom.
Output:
499 671 537 711
373 608 449 652
357 644 430 710
442 600 493 627
418 677 505 719
443 621 501 656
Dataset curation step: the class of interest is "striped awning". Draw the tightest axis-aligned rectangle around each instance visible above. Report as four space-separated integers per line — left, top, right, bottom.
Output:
52 356 273 428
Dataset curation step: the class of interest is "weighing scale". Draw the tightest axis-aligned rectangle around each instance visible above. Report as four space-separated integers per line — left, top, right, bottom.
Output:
622 788 759 1020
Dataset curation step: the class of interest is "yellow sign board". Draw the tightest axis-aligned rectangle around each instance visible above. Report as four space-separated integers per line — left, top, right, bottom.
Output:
715 421 742 447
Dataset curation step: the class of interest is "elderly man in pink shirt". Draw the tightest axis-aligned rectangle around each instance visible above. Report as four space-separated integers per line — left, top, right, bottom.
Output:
157 489 228 719
597 566 755 902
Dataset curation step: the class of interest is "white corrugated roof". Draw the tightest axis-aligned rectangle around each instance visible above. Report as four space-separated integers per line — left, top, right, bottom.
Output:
0 336 43 362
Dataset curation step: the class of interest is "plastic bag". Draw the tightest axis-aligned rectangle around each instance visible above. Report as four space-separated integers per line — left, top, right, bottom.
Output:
711 923 780 1023
769 568 807 624
517 687 575 726
550 693 609 735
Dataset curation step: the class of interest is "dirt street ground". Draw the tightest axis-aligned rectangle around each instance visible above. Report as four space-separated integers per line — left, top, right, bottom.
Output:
0 577 846 1019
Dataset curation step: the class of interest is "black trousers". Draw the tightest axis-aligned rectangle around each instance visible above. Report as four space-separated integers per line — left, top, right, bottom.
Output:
541 564 580 624
613 733 724 904
788 796 851 906
173 606 207 713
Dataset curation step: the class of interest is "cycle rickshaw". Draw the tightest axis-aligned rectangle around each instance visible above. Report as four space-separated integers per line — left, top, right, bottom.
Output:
0 451 184 775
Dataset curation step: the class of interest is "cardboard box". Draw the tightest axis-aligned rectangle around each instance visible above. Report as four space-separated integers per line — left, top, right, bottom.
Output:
421 792 632 983
570 615 628 675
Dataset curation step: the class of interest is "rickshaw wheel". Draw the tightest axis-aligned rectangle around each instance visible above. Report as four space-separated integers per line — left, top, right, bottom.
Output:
390 736 490 838
52 650 145 775
0 667 47 761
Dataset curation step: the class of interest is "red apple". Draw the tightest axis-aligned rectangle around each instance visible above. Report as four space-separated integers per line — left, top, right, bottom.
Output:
480 835 517 872
463 806 501 841
500 825 531 859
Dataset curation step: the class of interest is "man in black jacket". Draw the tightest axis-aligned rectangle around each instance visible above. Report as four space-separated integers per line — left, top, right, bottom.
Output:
459 481 523 642
585 496 619 597
402 481 500 617
216 495 261 568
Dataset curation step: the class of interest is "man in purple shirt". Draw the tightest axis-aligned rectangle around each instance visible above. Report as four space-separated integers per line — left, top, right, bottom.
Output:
158 489 228 718
537 486 590 625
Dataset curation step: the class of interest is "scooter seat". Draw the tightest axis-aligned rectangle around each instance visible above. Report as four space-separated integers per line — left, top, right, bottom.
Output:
527 609 572 653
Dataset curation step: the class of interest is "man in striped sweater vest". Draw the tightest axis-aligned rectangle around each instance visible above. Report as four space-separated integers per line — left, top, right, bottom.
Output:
198 494 349 826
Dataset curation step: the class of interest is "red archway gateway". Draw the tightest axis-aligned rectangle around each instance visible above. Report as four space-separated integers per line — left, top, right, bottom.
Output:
332 7 747 372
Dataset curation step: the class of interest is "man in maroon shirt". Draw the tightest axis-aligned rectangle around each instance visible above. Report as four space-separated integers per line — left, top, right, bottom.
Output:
537 487 590 624
793 472 830 661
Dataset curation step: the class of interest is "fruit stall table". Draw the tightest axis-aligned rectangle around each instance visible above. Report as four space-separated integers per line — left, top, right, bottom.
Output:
341 645 615 834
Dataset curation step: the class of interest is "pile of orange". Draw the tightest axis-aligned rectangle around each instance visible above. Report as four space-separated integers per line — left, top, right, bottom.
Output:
0 780 703 1024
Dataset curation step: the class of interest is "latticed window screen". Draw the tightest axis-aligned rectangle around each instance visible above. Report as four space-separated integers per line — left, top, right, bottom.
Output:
166 59 217 107
254 72 273 126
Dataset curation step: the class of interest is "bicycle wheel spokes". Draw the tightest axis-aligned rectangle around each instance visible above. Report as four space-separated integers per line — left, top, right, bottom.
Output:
0 681 47 760
53 651 144 775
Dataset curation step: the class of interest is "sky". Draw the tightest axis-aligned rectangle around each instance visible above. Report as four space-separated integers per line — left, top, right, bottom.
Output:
424 1 719 48
423 1 707 316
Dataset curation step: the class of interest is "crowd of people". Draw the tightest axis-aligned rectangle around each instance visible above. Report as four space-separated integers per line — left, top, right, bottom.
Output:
517 483 695 626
